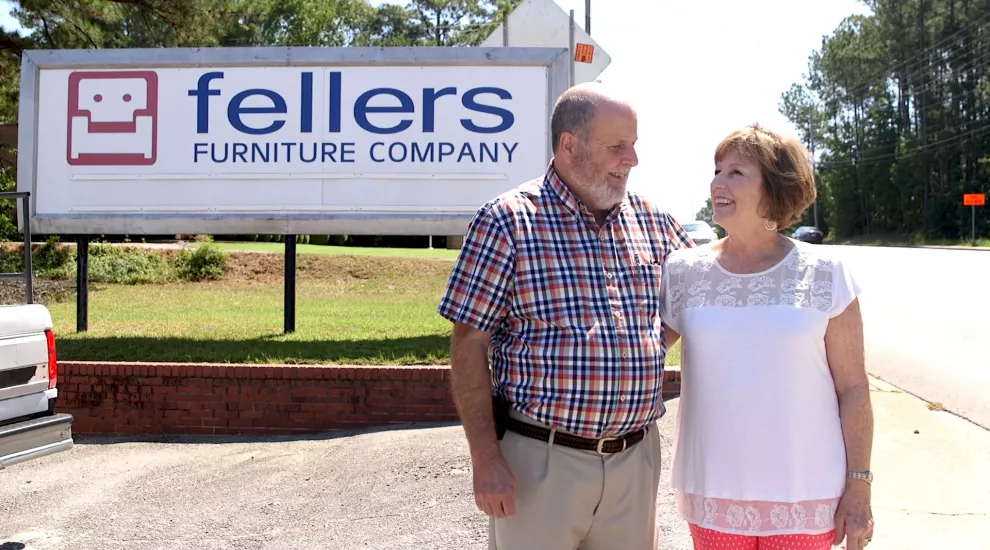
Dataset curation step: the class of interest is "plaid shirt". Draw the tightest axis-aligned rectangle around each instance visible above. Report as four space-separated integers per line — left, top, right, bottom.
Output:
437 162 694 439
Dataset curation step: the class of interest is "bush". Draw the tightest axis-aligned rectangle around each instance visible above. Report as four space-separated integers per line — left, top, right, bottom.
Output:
0 237 75 279
0 164 17 241
34 237 75 278
0 215 15 241
173 242 229 281
88 243 177 284
0 248 20 273
310 235 330 246
2 239 231 285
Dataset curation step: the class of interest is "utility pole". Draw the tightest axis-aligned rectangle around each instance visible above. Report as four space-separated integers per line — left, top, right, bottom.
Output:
809 114 819 228
585 0 591 36
502 2 509 46
569 10 575 86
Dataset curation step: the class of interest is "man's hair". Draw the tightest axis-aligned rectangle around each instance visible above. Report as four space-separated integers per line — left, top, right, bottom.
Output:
715 123 817 228
550 87 602 153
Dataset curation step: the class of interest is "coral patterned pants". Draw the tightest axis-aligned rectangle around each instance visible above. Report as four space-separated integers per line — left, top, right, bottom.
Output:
689 523 837 550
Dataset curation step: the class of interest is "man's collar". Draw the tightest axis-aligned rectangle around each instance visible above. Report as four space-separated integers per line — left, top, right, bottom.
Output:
544 159 630 223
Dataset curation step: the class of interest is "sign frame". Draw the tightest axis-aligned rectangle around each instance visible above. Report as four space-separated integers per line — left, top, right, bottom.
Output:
17 46 572 236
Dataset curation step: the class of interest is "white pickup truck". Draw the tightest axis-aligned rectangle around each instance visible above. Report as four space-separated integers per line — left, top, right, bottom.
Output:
0 303 74 469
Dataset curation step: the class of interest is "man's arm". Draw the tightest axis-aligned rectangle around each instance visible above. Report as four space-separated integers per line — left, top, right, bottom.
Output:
435 202 518 517
450 322 499 462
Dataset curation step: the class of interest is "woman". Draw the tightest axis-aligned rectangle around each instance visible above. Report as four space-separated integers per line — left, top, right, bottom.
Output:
659 124 875 550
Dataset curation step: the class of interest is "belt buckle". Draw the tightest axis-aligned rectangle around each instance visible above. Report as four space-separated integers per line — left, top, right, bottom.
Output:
596 436 626 455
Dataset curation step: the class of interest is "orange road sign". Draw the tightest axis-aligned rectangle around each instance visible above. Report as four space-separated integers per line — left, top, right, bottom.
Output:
963 193 986 206
574 43 595 63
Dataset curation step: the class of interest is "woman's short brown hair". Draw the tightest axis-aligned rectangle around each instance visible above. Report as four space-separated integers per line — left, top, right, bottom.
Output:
714 123 817 228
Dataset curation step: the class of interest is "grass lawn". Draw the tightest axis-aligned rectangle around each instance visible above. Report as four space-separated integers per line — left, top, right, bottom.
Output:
43 250 681 366
204 241 461 259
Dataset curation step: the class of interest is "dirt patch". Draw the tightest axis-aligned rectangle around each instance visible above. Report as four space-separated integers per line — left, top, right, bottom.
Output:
221 252 455 285
0 278 76 306
0 246 457 294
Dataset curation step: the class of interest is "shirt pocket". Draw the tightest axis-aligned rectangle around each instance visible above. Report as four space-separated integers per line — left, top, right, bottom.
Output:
632 260 664 318
513 255 594 331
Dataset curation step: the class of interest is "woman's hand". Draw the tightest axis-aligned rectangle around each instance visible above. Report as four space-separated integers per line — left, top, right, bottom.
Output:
833 481 874 550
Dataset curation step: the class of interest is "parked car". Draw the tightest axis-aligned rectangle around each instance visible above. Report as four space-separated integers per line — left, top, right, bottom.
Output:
681 221 719 246
0 303 74 469
792 226 825 244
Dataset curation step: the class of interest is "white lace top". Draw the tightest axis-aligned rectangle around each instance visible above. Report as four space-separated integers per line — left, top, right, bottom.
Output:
659 239 863 536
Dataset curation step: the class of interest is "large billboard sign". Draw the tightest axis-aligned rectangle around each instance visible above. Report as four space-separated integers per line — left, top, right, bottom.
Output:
18 47 570 235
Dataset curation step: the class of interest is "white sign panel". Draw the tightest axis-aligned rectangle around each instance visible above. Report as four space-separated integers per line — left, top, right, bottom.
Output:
479 0 611 85
18 47 571 235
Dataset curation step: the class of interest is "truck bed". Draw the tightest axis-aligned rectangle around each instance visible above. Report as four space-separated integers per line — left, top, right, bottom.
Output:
0 303 74 468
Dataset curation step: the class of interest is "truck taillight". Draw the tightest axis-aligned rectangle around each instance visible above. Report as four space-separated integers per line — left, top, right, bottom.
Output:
45 329 57 389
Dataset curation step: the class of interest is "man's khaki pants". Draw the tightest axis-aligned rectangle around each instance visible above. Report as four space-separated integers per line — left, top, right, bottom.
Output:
488 408 664 550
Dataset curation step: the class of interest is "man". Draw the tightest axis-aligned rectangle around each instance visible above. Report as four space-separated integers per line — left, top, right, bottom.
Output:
436 82 693 550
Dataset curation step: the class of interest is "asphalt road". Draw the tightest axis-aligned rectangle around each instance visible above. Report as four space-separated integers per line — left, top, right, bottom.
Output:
834 245 990 429
0 399 693 550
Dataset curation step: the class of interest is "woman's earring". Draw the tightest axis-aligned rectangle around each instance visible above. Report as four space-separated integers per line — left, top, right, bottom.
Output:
764 219 778 231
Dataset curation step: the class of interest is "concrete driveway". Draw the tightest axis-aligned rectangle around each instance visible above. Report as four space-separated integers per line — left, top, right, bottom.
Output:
1 401 692 550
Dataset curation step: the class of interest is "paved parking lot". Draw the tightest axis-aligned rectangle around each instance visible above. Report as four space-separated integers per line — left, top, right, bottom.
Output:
1 400 691 550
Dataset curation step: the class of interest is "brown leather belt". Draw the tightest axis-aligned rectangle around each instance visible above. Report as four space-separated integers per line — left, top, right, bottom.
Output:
504 416 646 455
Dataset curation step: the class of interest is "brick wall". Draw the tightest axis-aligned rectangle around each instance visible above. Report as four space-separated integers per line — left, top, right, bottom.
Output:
57 361 682 437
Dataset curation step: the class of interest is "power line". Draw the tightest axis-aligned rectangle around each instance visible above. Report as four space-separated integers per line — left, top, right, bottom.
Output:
818 119 990 168
826 9 990 100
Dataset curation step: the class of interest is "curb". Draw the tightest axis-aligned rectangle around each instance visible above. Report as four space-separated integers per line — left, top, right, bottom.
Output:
867 375 902 393
840 244 990 252
663 365 681 399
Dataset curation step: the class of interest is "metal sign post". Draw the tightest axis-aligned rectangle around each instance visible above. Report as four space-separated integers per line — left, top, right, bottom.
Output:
0 191 33 304
585 0 591 36
569 10 576 87
963 193 986 244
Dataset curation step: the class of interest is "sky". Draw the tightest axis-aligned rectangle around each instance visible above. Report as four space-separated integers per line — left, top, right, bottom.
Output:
0 0 871 222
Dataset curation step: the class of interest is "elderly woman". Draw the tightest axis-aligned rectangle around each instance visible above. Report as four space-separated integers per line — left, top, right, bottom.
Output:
659 124 875 550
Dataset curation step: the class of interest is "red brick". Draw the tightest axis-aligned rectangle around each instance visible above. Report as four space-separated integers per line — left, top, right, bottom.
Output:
58 361 679 437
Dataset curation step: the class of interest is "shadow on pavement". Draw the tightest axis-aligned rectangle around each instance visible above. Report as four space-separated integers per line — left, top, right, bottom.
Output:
70 420 465 445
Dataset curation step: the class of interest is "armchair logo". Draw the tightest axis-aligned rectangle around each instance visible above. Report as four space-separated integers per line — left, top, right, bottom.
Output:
66 71 159 166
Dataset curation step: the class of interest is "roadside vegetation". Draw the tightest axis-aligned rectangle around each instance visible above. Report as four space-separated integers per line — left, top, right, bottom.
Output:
0 239 682 366
825 233 990 249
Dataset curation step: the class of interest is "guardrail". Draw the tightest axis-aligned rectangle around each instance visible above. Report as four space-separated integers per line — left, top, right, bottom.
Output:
0 191 33 304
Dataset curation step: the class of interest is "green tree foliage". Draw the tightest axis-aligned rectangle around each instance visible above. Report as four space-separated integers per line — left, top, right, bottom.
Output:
0 149 16 240
779 0 990 241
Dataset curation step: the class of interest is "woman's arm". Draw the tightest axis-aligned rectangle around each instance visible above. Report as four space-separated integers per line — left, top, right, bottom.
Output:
825 297 874 550
826 297 873 475
663 323 680 348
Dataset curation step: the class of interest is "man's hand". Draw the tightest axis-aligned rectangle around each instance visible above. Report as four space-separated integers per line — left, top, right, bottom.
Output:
473 452 517 518
833 481 874 549
449 321 517 518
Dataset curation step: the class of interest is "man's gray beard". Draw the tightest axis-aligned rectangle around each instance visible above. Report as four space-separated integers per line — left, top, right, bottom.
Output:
573 160 625 210
582 174 626 210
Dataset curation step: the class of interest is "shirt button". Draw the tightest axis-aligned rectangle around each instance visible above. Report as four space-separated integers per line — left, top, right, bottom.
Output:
613 311 622 318
620 396 627 402
606 272 613 279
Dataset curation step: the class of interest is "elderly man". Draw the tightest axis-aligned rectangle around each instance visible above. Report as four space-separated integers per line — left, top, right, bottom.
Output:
436 82 693 550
